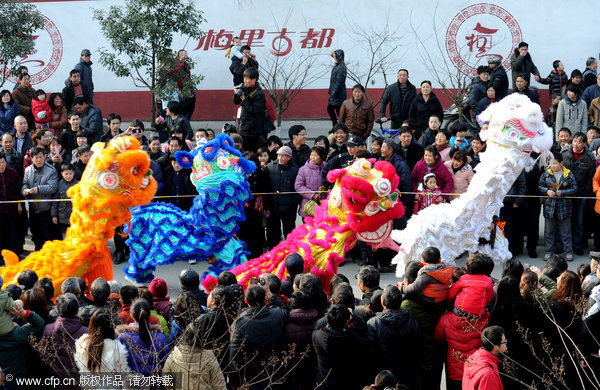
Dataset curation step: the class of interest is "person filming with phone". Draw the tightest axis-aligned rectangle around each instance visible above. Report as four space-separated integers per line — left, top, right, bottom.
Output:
233 67 266 153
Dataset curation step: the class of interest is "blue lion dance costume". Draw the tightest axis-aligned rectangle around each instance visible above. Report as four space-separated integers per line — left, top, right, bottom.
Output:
124 134 256 282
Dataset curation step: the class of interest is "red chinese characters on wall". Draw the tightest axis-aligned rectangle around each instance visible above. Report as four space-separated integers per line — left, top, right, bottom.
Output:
194 28 335 56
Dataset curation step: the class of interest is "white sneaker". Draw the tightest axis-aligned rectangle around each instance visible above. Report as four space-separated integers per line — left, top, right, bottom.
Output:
188 259 197 265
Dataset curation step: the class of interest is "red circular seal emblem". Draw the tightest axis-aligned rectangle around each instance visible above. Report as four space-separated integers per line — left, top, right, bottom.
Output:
446 3 522 76
7 13 63 84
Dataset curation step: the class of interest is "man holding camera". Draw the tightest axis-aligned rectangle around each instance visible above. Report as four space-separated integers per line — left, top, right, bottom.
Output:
230 45 259 86
234 67 266 153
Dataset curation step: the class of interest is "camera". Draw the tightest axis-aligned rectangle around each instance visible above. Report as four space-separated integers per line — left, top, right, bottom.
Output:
223 123 237 133
234 83 246 97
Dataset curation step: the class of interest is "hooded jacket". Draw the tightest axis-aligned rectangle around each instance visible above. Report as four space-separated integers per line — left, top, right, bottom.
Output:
0 101 19 134
401 262 454 304
295 159 323 217
412 156 454 196
435 311 490 381
379 80 417 123
163 345 226 390
509 48 540 88
328 50 347 106
408 92 444 134
556 95 588 134
462 348 503 389
448 274 494 316
31 98 52 125
116 323 170 375
367 311 421 388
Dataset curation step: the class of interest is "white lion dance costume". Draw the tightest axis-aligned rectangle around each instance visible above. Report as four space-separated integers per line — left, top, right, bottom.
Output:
391 94 554 277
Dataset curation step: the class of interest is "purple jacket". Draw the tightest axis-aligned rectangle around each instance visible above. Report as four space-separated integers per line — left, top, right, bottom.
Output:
294 160 323 217
412 157 454 198
116 323 170 375
153 297 172 320
42 317 88 379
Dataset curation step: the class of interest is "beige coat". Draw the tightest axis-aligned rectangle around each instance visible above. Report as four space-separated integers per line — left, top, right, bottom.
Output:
163 345 226 390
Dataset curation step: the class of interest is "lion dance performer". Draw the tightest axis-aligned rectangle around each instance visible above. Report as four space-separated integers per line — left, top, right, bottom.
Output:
124 134 256 282
391 94 553 277
203 158 405 293
1 137 157 295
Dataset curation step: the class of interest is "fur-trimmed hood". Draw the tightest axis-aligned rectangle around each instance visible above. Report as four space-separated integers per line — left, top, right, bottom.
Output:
116 322 163 333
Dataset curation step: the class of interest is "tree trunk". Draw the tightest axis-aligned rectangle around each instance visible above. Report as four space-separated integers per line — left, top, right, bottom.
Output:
151 91 156 129
276 104 283 127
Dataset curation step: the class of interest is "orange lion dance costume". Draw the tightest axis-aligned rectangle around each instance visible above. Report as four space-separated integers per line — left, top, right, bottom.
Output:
1 136 157 295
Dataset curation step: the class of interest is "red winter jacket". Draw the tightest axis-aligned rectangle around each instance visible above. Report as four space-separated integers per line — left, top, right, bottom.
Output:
434 311 490 380
31 98 52 125
448 274 494 317
462 348 503 390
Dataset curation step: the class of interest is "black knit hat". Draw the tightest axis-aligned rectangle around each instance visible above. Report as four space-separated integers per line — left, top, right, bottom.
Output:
179 268 200 290
285 254 304 276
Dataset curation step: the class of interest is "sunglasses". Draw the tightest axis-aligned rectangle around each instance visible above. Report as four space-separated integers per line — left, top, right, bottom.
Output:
131 128 143 134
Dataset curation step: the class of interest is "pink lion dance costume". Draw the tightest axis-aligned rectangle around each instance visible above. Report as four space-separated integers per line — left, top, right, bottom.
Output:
202 158 405 293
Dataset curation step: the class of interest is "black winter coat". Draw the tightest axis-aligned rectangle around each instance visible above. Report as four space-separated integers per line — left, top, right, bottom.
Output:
181 287 208 307
396 140 424 171
284 309 319 390
286 141 311 168
197 307 230 368
582 67 598 89
367 311 421 388
409 92 444 134
229 56 259 86
229 306 288 389
233 83 266 137
155 114 193 140
312 325 367 390
321 152 354 188
379 81 417 123
266 160 300 213
490 66 509 99
539 70 568 97
328 50 347 106
418 128 437 147
561 146 596 196
468 77 488 112
61 80 91 112
503 170 526 207
509 48 540 88
509 87 540 105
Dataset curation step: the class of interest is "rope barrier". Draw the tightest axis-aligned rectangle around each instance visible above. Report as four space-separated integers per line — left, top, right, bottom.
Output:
0 189 597 204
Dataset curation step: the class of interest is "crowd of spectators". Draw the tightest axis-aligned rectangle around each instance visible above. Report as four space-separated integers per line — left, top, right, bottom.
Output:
2 39 600 389
0 249 596 389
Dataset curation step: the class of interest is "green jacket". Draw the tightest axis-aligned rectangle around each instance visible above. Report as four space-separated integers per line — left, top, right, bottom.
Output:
0 311 44 385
